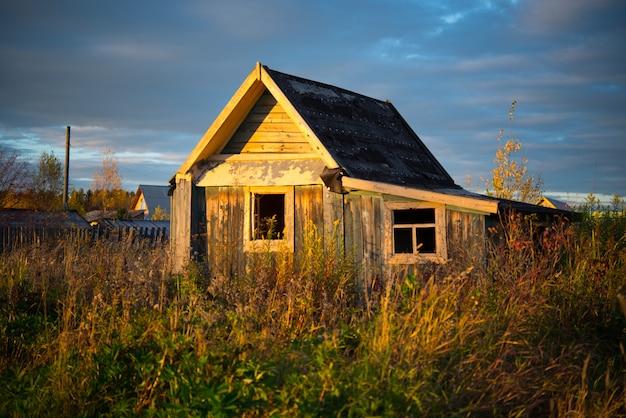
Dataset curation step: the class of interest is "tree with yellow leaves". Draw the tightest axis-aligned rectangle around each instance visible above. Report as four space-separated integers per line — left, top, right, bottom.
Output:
150 205 170 221
485 100 543 203
91 149 126 212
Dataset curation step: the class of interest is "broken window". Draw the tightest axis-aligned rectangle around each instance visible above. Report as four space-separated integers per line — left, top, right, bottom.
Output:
252 193 285 240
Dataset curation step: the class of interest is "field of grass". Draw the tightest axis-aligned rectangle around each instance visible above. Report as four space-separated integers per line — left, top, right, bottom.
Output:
1 211 625 417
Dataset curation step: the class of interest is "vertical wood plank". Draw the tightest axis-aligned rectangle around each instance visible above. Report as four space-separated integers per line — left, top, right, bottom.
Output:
171 176 192 272
322 189 344 257
294 185 324 249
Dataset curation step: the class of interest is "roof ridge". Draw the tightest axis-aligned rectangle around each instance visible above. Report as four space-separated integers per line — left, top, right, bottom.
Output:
263 65 391 106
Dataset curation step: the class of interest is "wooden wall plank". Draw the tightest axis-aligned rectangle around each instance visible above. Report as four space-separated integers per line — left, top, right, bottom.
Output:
294 185 324 249
446 209 485 267
205 187 220 270
171 175 192 272
203 186 246 278
222 90 315 155
322 188 344 256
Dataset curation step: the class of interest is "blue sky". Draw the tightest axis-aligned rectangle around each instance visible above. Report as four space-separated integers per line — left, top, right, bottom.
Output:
1 0 624 204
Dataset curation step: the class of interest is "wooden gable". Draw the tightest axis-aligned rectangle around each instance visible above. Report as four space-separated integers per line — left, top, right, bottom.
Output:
195 88 328 187
220 90 316 155
175 63 338 183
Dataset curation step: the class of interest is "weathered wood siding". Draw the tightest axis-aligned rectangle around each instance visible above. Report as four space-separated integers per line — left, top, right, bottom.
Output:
200 185 386 288
171 175 193 272
222 91 315 155
446 209 486 267
294 185 324 248
197 183 487 284
204 186 246 278
343 192 385 290
203 184 332 278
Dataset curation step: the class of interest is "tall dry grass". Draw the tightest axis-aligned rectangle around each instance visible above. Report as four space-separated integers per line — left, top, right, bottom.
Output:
0 213 624 417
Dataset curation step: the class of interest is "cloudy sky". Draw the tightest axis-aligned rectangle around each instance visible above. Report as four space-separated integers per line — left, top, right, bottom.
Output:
1 0 624 204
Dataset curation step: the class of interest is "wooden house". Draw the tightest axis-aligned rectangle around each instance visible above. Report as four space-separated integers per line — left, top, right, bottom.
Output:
170 63 507 283
536 196 572 212
132 185 171 219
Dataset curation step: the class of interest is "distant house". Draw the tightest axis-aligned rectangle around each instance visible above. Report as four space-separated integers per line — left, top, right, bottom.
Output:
0 209 91 250
169 62 571 283
133 185 170 219
536 196 573 212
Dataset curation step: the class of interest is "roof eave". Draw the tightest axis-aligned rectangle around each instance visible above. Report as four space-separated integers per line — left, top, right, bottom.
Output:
341 177 499 214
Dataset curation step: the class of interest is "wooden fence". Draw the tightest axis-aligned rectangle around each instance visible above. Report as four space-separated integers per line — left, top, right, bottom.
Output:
92 225 169 245
0 225 168 252
0 226 92 252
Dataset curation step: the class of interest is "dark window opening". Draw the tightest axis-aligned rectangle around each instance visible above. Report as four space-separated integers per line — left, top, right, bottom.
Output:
253 194 285 240
394 228 413 253
392 208 436 254
394 208 435 224
415 227 436 253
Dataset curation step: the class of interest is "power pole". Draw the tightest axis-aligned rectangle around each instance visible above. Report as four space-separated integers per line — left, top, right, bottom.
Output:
63 125 70 210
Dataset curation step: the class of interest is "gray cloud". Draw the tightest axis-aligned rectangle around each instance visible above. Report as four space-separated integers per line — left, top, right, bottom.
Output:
0 0 624 202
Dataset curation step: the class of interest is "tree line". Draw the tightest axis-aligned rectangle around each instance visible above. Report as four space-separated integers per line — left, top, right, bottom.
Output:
0 147 136 217
1 100 561 218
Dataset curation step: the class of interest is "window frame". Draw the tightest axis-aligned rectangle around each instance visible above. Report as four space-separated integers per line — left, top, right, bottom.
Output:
243 186 294 252
385 201 447 263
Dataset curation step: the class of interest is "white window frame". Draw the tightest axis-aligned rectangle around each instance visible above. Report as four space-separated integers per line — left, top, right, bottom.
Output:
385 201 447 263
243 186 294 252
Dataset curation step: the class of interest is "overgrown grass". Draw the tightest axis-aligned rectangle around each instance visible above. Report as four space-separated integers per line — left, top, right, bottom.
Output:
0 214 625 417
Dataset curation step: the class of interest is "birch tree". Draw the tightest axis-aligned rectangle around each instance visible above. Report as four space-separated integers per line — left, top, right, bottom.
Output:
485 100 543 203
91 149 124 212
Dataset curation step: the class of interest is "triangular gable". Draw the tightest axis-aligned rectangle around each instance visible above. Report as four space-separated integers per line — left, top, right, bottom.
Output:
134 185 170 214
220 90 316 155
174 62 338 179
535 196 572 211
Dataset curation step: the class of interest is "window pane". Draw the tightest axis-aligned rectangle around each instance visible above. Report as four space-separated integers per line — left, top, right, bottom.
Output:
254 194 285 239
416 227 436 253
394 228 413 253
394 208 435 224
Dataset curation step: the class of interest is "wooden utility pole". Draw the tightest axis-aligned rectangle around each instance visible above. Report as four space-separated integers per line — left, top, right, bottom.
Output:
63 125 70 210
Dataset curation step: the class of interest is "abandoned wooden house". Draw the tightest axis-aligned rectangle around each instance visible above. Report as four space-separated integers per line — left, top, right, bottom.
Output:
169 62 563 283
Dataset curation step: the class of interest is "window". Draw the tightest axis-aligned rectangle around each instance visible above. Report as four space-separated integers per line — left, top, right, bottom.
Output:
386 202 446 262
253 193 285 240
244 186 294 251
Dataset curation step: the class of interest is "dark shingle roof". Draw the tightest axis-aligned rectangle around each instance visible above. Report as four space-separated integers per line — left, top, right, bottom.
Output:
0 209 90 229
264 66 459 190
496 197 576 219
138 185 170 214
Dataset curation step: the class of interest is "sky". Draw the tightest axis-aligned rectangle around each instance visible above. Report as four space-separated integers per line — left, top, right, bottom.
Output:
1 0 624 205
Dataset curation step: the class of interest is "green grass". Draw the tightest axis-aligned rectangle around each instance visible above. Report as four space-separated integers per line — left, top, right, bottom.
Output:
0 213 625 417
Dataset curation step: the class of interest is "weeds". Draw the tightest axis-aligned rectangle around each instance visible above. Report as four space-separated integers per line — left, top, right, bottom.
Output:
0 218 624 417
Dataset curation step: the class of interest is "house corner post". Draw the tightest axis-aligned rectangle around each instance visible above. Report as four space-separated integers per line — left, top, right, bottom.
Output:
171 173 193 273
